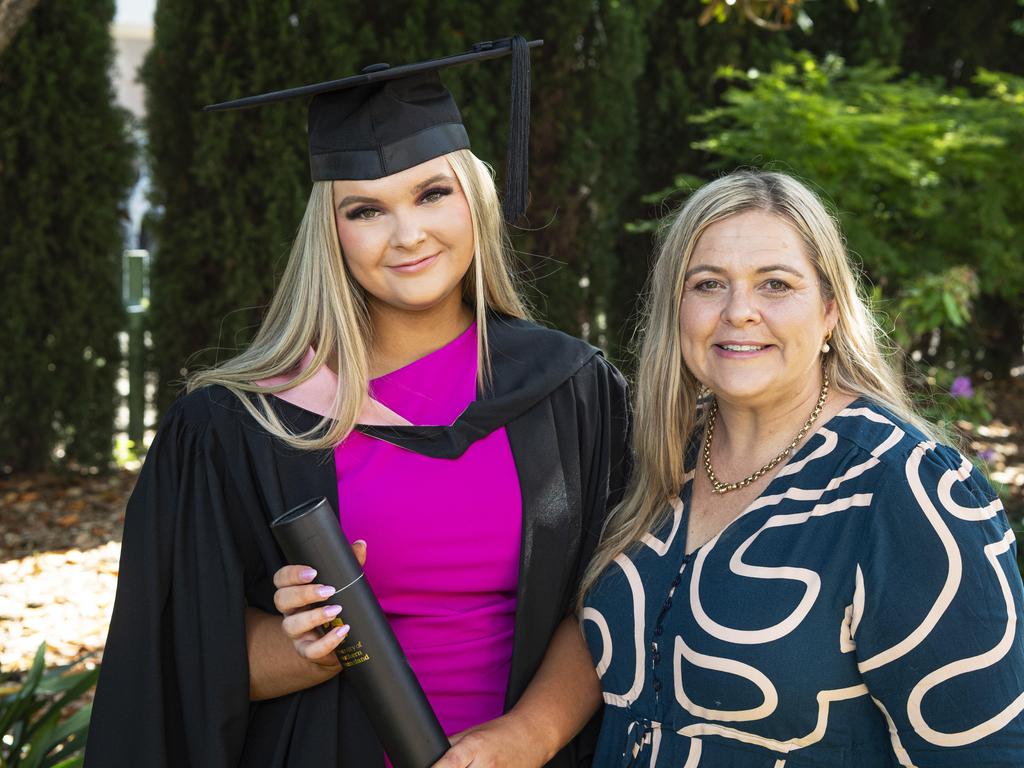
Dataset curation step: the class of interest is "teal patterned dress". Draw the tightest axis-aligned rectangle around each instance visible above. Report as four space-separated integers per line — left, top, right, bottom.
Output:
584 399 1024 767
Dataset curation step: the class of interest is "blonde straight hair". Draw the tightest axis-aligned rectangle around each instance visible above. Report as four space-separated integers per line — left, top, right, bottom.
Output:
579 169 945 603
187 149 528 450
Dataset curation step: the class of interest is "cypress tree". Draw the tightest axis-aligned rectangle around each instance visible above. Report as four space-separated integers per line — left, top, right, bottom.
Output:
0 0 134 472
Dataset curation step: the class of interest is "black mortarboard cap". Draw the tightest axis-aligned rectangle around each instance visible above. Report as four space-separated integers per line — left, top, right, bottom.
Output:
205 36 541 224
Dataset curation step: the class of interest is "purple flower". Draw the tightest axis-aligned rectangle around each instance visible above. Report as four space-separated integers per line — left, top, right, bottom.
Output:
978 449 997 463
950 376 974 399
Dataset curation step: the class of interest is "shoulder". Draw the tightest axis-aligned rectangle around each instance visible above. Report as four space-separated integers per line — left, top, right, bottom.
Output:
161 384 248 433
488 315 601 364
153 386 290 459
484 314 628 408
827 398 942 473
831 399 1006 536
489 315 624 383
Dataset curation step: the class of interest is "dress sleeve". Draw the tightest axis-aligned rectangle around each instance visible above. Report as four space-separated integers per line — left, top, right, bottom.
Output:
853 441 1024 766
85 399 251 767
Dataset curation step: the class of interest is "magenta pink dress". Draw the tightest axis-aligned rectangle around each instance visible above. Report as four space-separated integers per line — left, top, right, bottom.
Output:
333 322 522 742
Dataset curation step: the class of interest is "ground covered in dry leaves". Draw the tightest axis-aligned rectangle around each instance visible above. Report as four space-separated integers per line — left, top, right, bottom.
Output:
2 381 1023 675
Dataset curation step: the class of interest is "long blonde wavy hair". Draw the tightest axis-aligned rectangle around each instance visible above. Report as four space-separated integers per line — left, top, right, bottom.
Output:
579 169 945 602
187 149 528 450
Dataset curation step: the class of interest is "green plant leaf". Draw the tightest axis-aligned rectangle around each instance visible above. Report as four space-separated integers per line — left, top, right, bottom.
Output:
942 291 965 327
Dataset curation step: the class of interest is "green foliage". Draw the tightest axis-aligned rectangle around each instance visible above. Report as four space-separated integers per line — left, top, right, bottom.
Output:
0 0 135 472
0 644 98 767
690 57 1021 286
872 268 994 428
682 55 1024 377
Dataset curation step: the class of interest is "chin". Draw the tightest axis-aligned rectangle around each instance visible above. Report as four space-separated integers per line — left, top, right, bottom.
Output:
709 377 778 404
390 290 458 313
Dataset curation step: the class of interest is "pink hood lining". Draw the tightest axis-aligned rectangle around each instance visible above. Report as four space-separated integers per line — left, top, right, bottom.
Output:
254 348 412 427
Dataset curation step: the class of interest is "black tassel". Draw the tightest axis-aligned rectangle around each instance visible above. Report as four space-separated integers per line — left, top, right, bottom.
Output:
503 35 530 225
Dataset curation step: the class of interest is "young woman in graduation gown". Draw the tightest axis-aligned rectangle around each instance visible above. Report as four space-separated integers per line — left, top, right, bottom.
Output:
85 39 630 768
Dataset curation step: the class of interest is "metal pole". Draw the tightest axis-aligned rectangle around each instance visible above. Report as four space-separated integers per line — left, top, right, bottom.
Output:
123 249 149 449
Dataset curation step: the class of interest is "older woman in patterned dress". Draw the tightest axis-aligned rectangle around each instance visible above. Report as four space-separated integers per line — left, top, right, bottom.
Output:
578 170 1024 767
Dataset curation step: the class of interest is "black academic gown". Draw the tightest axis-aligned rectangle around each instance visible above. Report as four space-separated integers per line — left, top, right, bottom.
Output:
86 316 630 768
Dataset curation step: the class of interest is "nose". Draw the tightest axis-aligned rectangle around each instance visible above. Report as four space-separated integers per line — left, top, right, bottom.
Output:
721 284 760 326
390 209 427 251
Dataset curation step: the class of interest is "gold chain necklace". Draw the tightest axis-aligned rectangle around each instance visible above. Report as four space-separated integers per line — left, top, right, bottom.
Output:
702 369 830 494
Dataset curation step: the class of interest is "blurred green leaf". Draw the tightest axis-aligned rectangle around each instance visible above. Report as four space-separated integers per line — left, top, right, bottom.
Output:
1 644 96 768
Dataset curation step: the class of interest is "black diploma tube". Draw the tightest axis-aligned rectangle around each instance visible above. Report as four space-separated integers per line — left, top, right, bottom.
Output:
271 497 449 768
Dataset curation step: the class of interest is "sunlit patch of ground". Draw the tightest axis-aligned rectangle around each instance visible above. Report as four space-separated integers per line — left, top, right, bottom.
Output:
0 543 120 670
1 471 134 671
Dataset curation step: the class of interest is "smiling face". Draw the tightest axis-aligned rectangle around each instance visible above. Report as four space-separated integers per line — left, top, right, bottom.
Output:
332 155 474 318
679 209 837 410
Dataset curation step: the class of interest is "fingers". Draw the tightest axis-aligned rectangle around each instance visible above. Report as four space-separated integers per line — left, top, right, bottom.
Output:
297 623 350 662
274 582 338 615
352 539 367 567
430 737 482 768
273 564 318 589
273 541 367 589
281 603 344 640
433 729 491 768
273 543 366 616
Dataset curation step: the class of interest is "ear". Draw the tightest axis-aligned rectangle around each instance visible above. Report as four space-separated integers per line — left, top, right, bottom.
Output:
824 296 838 333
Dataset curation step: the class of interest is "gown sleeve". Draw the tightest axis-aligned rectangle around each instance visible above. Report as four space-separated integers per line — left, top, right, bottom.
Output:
572 354 632 597
85 397 252 767
852 440 1024 767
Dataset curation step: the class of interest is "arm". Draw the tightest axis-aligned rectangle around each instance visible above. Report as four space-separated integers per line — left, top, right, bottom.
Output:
855 446 1024 765
87 404 252 767
432 615 602 768
246 606 339 700
247 545 366 701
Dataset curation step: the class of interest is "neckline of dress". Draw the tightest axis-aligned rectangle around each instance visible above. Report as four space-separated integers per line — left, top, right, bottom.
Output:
255 322 477 423
371 319 476 384
678 394 870 558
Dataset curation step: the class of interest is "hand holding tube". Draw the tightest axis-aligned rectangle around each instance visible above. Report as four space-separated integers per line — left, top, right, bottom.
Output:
272 540 368 667
271 543 365 667
271 497 449 768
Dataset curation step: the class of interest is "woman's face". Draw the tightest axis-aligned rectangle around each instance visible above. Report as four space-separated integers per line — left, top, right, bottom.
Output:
332 156 474 316
679 209 836 410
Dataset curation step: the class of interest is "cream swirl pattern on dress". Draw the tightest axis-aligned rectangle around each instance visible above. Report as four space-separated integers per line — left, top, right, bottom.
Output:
583 399 1024 767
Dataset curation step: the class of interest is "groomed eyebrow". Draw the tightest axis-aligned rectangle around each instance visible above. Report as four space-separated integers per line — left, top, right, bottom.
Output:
337 194 379 209
684 263 806 281
336 173 455 210
412 173 454 193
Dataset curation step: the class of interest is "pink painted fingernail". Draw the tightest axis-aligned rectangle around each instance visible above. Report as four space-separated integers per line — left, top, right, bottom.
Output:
300 568 317 581
323 604 342 618
317 585 336 598
335 625 350 638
